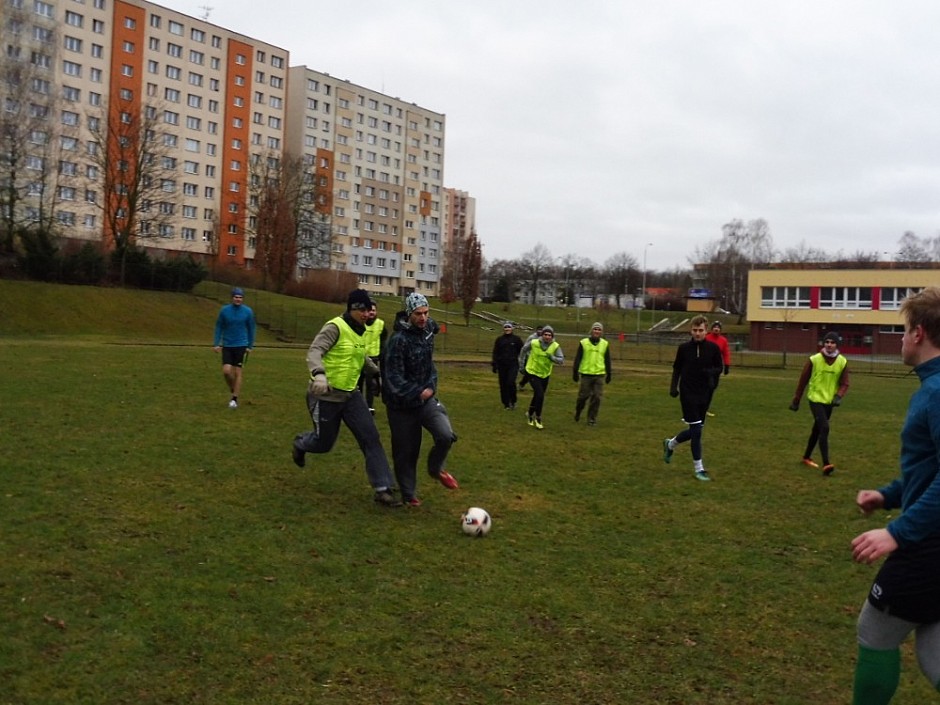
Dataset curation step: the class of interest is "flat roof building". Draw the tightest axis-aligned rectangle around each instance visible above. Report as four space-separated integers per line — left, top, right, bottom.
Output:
747 265 936 355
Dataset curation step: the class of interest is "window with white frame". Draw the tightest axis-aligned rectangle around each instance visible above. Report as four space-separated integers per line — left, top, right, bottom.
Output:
760 286 811 308
818 286 872 310
879 287 923 310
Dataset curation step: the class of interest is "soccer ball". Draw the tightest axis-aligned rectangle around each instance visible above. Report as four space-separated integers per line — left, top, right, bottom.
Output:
461 507 492 537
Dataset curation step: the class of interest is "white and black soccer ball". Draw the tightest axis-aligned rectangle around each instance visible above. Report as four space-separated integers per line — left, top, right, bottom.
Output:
461 507 492 537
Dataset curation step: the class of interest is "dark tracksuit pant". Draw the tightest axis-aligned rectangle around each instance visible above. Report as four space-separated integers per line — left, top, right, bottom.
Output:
385 397 456 502
295 389 394 490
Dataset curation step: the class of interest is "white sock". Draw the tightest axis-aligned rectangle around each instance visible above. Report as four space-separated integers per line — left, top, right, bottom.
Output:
693 459 704 472
668 438 677 450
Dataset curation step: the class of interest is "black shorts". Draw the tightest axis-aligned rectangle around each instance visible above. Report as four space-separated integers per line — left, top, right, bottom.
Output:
867 533 940 623
680 396 711 424
222 346 248 367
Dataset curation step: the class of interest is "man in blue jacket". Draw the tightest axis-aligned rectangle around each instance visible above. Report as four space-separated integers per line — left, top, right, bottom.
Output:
213 287 255 409
851 287 940 704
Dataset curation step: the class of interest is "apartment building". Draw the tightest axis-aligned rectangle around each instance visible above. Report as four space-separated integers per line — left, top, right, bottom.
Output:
746 265 936 355
285 66 446 298
4 0 462 296
443 188 475 250
3 0 288 266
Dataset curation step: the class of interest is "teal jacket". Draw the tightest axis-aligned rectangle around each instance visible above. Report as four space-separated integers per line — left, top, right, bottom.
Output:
214 304 255 348
879 355 940 546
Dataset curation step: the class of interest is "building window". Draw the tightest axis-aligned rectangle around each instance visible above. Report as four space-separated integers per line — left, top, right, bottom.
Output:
818 287 872 310
880 287 923 311
760 286 811 309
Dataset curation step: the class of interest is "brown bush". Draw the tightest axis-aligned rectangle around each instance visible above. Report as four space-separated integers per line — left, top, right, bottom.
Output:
284 269 358 303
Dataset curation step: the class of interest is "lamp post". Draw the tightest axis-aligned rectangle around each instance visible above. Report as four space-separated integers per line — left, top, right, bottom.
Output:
638 242 653 330
636 243 652 343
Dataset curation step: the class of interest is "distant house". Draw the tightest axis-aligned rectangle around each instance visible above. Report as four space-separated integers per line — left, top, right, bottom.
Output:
685 287 718 313
746 264 937 355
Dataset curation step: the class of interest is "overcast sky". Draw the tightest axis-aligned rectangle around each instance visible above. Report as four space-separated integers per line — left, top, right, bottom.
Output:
162 0 940 272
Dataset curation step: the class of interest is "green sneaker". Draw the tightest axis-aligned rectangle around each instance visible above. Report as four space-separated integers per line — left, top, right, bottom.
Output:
695 470 711 482
662 438 674 464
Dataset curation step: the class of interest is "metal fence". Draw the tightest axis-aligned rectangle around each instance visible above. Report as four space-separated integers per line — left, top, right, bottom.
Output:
200 282 909 376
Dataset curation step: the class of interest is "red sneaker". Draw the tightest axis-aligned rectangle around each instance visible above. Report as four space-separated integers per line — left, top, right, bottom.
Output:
437 471 459 490
404 497 422 507
801 458 819 469
822 464 835 476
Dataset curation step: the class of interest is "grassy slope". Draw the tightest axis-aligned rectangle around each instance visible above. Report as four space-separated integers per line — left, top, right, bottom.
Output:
1 280 750 373
1 279 278 343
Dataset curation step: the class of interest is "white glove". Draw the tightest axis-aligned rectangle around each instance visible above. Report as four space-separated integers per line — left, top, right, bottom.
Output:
310 374 330 396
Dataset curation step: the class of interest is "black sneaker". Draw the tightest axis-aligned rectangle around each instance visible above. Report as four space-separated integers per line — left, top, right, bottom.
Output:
291 435 305 468
374 490 403 507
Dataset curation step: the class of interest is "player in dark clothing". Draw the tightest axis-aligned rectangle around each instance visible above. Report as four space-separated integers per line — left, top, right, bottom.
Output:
382 293 459 507
492 321 523 409
662 315 724 481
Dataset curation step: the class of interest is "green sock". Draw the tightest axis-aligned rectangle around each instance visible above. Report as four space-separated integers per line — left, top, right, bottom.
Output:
852 645 900 705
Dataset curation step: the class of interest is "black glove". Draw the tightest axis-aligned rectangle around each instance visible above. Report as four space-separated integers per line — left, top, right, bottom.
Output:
369 375 381 397
723 365 730 376
492 365 498 374
832 394 842 407
572 372 579 383
670 388 679 398
605 374 611 384
789 400 799 412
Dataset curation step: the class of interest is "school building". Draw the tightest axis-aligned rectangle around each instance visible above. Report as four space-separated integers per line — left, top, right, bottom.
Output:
746 265 937 355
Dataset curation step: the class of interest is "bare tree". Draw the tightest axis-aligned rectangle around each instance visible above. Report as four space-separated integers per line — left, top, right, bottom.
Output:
0 2 60 251
440 228 483 323
248 152 328 292
603 251 638 307
779 241 831 264
896 231 931 265
694 218 774 316
483 257 522 303
459 231 482 324
556 253 578 306
86 97 173 284
518 243 554 305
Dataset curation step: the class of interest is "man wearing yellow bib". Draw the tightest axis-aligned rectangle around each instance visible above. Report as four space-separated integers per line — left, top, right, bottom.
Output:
520 325 564 429
789 331 851 476
291 289 400 508
572 322 612 426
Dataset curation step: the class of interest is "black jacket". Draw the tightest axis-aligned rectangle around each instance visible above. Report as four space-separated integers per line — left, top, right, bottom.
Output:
382 310 440 409
492 333 523 369
670 338 723 402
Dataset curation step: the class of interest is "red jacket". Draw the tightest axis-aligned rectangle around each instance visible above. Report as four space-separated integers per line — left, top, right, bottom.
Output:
705 331 731 367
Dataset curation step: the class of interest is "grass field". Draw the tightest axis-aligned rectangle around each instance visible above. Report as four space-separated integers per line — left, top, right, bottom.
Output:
0 281 930 704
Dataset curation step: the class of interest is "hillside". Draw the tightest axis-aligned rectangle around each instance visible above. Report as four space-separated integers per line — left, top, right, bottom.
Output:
0 279 284 344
